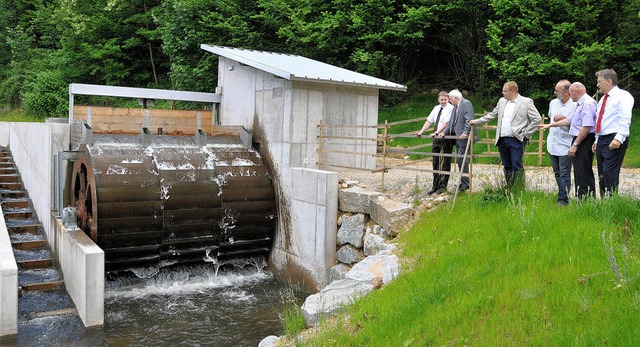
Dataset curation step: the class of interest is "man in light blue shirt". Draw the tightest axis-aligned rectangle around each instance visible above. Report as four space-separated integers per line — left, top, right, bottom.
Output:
540 82 597 200
546 80 576 205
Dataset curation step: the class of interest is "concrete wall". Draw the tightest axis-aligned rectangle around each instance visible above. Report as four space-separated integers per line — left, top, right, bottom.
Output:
291 81 378 170
0 123 9 147
2 122 104 327
52 217 104 326
270 168 338 291
9 122 69 249
0 206 17 337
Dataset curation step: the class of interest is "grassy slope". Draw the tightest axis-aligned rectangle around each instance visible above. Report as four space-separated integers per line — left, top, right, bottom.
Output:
303 192 640 346
380 93 640 168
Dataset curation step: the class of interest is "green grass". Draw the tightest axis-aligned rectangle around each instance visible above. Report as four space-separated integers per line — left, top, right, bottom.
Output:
301 191 640 345
0 109 45 122
379 93 640 168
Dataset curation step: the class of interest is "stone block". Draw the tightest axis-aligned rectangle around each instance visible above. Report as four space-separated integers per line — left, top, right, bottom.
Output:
329 263 352 282
363 233 396 256
338 186 382 214
336 245 364 265
337 213 365 247
369 196 414 236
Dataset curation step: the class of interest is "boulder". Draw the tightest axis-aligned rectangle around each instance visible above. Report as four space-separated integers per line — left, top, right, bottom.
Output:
258 335 280 347
337 213 365 247
363 233 396 256
336 245 365 264
301 278 374 327
329 263 352 281
369 196 413 237
338 186 382 214
345 254 400 286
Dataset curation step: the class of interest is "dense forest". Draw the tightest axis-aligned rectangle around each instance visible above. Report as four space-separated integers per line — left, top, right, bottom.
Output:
0 0 638 117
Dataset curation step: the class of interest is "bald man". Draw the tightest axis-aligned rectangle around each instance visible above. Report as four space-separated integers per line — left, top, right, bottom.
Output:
540 82 597 199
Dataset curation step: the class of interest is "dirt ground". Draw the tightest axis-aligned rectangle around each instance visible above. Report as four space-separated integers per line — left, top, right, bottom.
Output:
334 158 640 205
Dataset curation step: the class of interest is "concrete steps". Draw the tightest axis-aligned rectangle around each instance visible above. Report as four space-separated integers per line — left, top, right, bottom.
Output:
0 147 80 326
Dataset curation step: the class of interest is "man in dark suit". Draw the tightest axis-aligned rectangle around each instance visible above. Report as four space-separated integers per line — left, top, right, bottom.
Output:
470 81 541 188
442 89 479 192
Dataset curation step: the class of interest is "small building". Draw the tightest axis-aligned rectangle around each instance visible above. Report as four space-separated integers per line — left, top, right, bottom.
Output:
200 45 406 291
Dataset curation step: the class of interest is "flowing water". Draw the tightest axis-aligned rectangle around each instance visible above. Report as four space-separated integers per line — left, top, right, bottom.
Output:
4 259 303 347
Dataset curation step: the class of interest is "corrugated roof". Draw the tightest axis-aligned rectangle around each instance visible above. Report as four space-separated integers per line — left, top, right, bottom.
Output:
200 45 407 92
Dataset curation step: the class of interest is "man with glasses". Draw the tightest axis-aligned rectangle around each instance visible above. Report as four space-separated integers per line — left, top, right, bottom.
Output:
470 81 541 188
544 80 576 205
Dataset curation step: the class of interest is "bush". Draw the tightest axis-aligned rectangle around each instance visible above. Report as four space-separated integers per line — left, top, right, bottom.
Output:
22 70 69 118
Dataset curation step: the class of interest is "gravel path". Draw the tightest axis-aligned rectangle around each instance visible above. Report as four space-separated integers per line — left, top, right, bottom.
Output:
335 158 640 205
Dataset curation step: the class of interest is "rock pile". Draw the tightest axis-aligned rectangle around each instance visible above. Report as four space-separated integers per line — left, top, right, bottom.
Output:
259 181 450 346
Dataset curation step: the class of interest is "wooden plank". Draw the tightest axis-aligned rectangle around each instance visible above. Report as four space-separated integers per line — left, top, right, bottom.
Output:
73 106 213 135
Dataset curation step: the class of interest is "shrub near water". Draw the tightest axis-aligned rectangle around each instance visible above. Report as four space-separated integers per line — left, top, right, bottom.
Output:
302 192 640 346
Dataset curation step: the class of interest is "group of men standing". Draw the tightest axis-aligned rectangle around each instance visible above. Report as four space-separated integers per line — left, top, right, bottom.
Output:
541 69 634 203
417 68 635 203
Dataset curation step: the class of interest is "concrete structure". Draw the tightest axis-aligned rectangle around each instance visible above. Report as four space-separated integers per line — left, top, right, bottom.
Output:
0 122 104 333
201 45 406 291
0 205 18 337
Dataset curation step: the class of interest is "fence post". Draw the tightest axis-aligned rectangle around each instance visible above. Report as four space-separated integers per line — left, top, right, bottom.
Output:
538 114 545 167
381 120 388 191
469 125 474 192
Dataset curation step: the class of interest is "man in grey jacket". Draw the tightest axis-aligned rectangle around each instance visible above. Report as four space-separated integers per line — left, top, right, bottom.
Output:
470 81 541 188
442 89 478 192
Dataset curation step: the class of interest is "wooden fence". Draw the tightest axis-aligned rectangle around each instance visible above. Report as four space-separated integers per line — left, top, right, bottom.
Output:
318 113 551 191
73 106 214 136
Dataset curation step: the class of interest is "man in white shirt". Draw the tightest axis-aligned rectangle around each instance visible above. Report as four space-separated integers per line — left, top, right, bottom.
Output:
416 91 454 194
546 80 576 205
592 69 635 197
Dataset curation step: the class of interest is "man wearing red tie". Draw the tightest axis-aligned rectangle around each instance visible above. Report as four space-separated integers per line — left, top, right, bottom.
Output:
592 69 635 197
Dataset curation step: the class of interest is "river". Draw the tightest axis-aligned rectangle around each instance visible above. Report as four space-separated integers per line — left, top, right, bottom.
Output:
4 259 303 347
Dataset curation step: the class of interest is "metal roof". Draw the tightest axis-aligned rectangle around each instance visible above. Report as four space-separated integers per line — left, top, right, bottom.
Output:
200 45 407 92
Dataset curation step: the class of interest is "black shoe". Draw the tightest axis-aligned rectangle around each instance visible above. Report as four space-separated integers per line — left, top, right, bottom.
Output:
458 185 469 192
435 188 446 194
428 189 438 195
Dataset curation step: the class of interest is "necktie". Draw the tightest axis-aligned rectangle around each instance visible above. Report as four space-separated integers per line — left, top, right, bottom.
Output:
450 106 458 132
595 93 609 133
434 107 443 131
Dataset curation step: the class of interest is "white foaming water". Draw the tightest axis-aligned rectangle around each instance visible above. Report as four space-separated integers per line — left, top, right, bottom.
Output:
106 165 130 175
231 157 256 166
105 265 271 300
